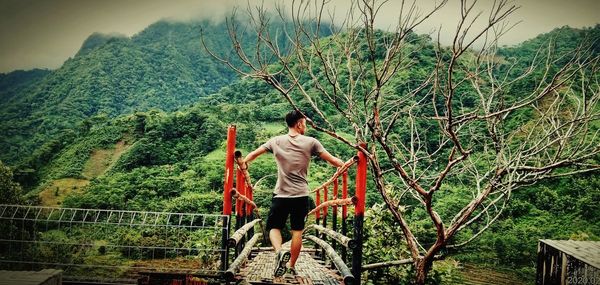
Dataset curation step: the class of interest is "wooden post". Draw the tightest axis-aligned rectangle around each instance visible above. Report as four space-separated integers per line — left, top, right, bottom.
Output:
306 235 355 285
536 241 545 284
224 233 263 281
228 219 262 248
353 143 367 285
309 224 357 249
221 125 236 271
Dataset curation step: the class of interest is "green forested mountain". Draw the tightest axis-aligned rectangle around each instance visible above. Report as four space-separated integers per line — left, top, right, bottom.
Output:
0 17 323 167
0 20 254 166
75 32 128 57
499 25 600 60
0 68 50 104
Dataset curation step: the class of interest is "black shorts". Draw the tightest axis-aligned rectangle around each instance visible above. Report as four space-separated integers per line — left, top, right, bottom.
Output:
266 196 310 231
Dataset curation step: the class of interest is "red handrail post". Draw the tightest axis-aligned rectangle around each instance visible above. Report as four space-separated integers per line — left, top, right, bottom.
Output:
315 188 321 255
235 167 246 255
245 182 254 237
332 177 339 250
221 125 236 271
353 143 367 284
355 145 367 215
322 185 328 227
342 171 348 262
315 189 321 221
223 125 236 215
235 167 246 217
321 185 329 258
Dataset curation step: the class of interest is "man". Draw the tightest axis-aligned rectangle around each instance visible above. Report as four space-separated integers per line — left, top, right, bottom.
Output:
243 110 344 277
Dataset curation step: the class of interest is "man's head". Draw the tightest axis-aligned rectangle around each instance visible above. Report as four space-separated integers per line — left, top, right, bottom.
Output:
286 110 307 135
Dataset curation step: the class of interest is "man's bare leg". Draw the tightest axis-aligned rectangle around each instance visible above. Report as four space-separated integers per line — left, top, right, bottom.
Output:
270 228 290 277
270 228 283 252
289 230 303 268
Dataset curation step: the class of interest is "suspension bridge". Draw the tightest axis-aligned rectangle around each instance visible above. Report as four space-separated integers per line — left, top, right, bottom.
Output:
0 125 371 285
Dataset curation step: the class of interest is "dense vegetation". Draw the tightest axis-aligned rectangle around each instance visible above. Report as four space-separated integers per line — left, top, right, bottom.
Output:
0 68 50 104
0 20 598 283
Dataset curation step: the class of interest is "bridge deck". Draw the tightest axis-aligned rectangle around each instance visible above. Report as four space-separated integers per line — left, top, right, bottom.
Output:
237 249 345 285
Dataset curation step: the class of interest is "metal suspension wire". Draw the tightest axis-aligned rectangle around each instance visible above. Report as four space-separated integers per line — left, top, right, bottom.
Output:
0 204 226 229
0 204 229 279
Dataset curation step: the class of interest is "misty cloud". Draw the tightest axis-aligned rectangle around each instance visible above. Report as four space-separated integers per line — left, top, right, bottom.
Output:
0 0 598 73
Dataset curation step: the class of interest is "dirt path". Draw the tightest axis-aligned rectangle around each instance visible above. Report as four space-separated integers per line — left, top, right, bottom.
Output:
82 140 129 179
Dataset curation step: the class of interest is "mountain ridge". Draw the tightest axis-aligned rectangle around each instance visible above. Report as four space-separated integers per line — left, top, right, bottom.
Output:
0 19 252 165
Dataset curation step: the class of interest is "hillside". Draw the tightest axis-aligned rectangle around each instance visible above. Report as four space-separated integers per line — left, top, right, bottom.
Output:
0 16 321 169
0 20 253 166
0 68 50 104
24 93 352 210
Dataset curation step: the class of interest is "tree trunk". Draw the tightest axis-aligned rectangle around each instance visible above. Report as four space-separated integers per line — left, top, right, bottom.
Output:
414 256 434 285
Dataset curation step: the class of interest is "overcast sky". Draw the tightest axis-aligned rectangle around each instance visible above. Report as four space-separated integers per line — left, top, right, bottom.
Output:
0 0 598 73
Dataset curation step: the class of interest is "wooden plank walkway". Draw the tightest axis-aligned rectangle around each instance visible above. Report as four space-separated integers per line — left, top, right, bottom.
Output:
236 250 345 285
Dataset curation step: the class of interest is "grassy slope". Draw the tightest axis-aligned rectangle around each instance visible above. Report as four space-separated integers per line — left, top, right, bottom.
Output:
38 139 132 206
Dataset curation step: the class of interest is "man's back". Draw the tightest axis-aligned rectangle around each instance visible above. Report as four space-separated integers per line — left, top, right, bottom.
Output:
261 134 324 197
242 110 344 277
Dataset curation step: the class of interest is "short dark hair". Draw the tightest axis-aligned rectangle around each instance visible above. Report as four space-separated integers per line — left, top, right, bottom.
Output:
285 110 305 127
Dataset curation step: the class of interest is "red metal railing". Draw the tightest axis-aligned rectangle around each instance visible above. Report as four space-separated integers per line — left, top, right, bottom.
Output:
223 126 237 216
220 125 237 271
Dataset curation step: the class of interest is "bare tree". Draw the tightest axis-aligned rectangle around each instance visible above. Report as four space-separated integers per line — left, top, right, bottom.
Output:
203 0 600 283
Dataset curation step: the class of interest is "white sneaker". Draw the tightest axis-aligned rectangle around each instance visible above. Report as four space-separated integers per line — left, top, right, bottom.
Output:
273 250 291 277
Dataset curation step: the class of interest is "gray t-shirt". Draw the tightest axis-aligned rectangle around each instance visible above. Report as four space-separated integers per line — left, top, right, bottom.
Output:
261 134 326 197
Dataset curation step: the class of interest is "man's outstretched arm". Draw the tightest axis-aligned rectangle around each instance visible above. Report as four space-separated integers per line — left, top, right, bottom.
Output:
319 151 344 168
243 147 268 167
